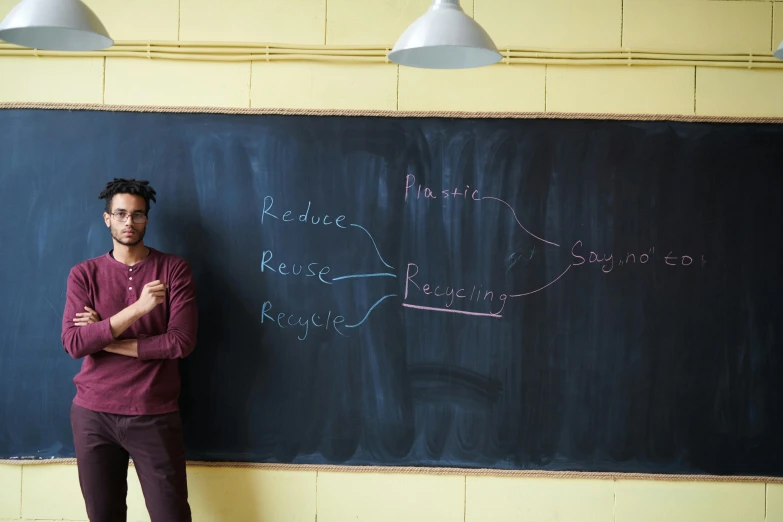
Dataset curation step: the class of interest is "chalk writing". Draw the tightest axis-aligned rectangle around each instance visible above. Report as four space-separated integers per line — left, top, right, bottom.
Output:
508 265 573 298
572 241 706 271
402 303 502 319
404 262 507 316
346 294 398 328
571 241 616 273
333 273 396 282
403 174 560 247
261 196 347 228
261 301 347 341
349 223 394 270
257 184 711 337
481 196 560 247
665 251 694 267
261 249 332 284
404 174 479 201
259 193 398 340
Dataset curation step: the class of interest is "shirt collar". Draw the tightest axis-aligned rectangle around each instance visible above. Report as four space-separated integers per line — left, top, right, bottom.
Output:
104 246 157 270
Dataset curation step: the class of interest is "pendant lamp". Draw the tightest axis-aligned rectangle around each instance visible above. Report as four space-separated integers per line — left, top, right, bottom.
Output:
388 0 501 69
0 0 112 51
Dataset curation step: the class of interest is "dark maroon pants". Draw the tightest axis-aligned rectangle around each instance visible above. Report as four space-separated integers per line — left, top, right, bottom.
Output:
70 403 192 522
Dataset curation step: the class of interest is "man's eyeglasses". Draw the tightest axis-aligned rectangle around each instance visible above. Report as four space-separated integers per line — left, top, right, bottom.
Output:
110 211 148 224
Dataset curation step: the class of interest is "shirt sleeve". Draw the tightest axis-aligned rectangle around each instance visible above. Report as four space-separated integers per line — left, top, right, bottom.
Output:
61 266 115 359
137 260 198 361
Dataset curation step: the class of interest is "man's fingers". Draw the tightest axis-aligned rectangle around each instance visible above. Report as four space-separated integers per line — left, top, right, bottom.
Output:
78 307 100 321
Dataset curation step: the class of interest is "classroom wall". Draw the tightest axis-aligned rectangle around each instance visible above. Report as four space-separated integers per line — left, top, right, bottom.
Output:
1 0 782 521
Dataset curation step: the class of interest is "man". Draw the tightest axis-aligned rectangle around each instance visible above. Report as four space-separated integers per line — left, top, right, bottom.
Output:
61 178 198 522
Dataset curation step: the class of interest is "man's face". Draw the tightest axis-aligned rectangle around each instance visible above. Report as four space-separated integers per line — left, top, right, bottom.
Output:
103 193 148 247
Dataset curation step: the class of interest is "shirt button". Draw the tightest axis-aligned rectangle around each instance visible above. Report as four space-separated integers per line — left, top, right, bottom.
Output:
129 268 133 272
129 287 133 290
129 277 133 280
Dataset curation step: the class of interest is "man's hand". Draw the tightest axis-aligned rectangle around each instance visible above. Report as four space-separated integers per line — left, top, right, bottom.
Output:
134 280 168 315
74 306 101 326
107 280 166 339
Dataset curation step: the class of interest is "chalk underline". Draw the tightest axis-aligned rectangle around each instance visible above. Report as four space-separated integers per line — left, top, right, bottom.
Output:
402 303 502 319
333 273 397 281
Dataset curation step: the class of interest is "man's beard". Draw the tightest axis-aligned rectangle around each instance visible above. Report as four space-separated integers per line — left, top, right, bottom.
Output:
111 225 146 246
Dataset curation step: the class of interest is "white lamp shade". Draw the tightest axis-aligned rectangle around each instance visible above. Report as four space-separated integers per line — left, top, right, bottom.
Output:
0 0 112 51
388 0 501 69
775 40 783 60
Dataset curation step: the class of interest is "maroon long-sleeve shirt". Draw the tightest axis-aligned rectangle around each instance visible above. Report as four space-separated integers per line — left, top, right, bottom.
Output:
61 247 198 415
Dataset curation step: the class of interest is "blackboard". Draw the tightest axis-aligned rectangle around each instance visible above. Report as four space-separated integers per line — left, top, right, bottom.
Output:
0 107 782 477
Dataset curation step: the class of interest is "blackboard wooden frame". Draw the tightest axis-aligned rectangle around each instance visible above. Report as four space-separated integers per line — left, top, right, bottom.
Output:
1 103 781 484
2 101 783 124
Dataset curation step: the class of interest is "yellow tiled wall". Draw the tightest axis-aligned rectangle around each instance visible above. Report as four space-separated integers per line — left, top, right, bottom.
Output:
2 0 783 521
1 0 782 115
1 463 781 522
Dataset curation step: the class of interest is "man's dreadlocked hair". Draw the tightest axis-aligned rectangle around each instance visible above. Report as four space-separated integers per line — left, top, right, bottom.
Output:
98 178 157 214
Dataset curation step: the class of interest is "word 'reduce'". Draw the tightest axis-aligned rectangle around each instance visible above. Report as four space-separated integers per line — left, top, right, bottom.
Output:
261 196 347 228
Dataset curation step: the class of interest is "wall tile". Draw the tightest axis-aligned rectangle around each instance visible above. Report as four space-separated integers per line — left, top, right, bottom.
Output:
399 64 545 112
105 58 250 107
187 467 316 522
180 0 324 44
547 65 695 115
21 465 87 521
251 62 397 110
623 0 771 53
0 465 22 519
318 472 465 522
0 58 104 103
465 476 615 522
327 0 473 46
477 0 622 49
615 480 765 522
696 67 783 117
85 0 179 41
